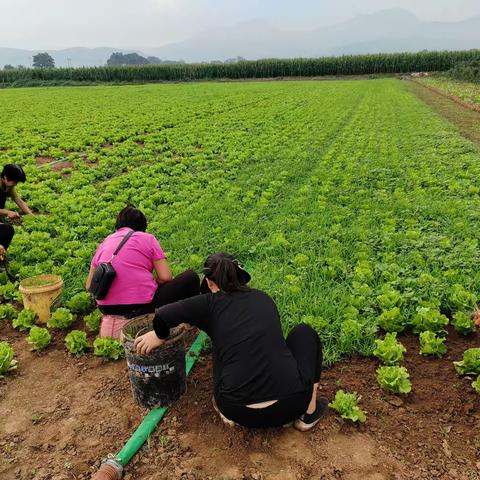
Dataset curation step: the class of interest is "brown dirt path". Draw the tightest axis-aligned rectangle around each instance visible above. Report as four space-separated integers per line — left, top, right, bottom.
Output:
404 80 480 148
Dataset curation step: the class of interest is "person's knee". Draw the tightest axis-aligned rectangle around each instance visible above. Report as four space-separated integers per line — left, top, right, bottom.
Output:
182 269 200 292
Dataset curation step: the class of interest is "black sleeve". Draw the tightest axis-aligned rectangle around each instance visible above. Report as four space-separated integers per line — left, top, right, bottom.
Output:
153 294 211 339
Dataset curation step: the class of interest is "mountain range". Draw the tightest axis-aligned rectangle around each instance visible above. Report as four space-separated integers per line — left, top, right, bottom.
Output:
1 9 479 68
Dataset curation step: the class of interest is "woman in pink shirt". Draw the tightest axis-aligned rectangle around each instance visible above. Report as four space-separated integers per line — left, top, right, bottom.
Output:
86 206 199 318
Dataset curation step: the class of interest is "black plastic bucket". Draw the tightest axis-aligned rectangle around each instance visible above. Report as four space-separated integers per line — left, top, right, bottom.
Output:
121 314 186 409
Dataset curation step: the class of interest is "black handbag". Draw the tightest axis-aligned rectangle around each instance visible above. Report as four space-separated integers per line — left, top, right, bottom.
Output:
89 231 134 300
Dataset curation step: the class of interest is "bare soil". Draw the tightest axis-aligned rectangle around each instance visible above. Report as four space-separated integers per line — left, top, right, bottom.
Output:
1 318 479 480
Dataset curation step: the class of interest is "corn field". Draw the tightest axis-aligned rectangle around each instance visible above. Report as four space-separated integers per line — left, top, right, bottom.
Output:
1 50 479 85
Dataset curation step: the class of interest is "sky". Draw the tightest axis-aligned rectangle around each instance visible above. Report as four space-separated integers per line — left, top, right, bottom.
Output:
1 0 479 50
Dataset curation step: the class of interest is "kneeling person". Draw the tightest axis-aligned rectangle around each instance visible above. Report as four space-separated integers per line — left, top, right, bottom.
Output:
135 253 327 431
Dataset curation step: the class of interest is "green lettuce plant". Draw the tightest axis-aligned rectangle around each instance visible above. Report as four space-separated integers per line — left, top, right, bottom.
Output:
84 309 102 332
12 308 37 331
47 307 74 329
27 326 51 351
93 337 124 360
373 332 406 365
377 307 407 333
0 304 17 320
472 376 480 394
377 366 412 394
0 341 17 377
412 307 448 334
329 390 367 423
419 331 447 357
66 292 93 314
65 330 89 356
452 312 476 335
454 348 480 375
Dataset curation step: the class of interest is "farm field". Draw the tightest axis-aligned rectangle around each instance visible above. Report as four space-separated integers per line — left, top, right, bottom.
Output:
418 76 480 109
0 78 480 479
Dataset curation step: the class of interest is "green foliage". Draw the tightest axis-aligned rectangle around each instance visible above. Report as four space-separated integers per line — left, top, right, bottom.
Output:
66 292 93 314
27 326 51 351
448 60 480 83
378 307 407 333
1 78 480 364
0 304 17 320
377 366 412 394
65 330 89 356
419 331 447 357
377 287 402 310
447 284 477 313
0 341 17 377
1 51 479 85
454 348 480 376
0 282 21 301
47 307 74 329
373 332 406 365
328 390 367 423
93 337 124 360
452 312 476 335
472 376 480 394
84 309 102 332
12 308 37 331
412 307 448 334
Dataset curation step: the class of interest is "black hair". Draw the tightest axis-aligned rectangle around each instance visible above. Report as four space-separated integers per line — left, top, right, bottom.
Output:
1 164 26 183
115 205 147 232
203 253 251 294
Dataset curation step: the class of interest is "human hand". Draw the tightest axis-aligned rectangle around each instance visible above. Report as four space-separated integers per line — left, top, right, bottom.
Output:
0 245 5 257
6 210 20 219
134 330 164 355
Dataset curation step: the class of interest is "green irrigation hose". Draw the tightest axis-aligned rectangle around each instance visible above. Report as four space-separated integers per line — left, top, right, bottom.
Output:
99 331 207 476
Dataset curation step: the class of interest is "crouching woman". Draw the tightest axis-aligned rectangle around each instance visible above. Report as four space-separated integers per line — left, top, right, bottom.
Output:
86 206 200 336
134 253 327 431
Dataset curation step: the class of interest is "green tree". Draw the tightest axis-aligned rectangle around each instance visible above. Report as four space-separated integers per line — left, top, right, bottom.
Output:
3 64 14 70
32 52 55 68
106 52 149 66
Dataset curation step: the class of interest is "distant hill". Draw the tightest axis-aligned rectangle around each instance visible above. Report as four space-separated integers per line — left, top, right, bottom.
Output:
1 9 479 67
142 9 480 62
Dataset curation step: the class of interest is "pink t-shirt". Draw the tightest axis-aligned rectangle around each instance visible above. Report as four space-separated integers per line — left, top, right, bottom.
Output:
91 228 166 305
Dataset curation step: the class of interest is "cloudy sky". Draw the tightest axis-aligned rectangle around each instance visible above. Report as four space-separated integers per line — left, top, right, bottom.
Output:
1 0 479 49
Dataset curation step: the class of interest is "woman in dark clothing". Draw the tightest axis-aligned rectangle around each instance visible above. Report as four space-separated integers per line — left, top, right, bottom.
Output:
135 253 328 431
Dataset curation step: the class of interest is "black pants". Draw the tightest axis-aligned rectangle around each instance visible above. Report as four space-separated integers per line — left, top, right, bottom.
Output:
216 323 323 428
99 269 200 318
0 223 14 250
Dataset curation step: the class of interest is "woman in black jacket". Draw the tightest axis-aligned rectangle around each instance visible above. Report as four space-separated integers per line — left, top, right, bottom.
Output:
135 253 327 431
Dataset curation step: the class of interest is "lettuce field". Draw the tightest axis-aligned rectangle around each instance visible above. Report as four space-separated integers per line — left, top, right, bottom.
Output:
1 79 480 479
1 78 480 366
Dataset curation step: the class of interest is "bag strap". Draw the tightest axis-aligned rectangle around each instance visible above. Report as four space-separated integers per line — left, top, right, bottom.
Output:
110 230 134 260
